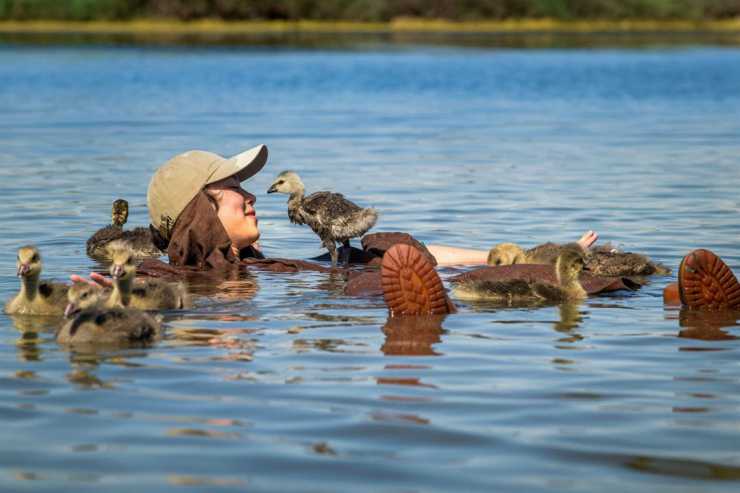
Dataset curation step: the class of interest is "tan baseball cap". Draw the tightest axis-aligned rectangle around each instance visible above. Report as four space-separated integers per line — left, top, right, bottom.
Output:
147 144 268 239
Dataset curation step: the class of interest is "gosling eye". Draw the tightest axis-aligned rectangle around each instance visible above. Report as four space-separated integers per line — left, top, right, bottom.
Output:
81 293 89 299
31 254 39 262
495 259 501 266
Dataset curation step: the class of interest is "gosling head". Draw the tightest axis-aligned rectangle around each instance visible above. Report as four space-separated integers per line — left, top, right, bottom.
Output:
555 247 586 284
111 199 129 227
16 245 42 279
487 243 526 266
109 242 136 281
267 171 304 195
64 282 102 318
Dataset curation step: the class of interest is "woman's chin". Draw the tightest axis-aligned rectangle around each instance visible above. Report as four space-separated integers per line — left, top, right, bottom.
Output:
236 230 260 249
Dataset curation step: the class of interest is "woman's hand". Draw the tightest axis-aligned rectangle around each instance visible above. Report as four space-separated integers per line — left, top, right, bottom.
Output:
70 272 113 289
577 230 599 250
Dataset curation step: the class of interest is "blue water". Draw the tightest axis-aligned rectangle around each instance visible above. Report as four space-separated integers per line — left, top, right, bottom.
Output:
1 36 740 492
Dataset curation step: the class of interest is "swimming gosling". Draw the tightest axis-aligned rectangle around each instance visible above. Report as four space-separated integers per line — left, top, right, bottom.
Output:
487 243 529 266
57 281 161 345
487 241 669 277
4 245 68 316
106 242 188 310
455 247 588 304
267 171 378 267
86 199 163 259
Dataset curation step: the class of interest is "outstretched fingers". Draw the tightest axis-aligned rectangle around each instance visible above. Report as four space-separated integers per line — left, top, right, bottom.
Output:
577 230 599 250
70 273 113 289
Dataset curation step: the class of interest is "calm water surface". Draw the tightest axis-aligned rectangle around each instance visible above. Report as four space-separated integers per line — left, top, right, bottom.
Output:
1 35 740 492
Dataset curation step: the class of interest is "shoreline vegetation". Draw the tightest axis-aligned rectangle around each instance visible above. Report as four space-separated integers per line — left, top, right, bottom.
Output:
1 17 740 35
3 1 740 35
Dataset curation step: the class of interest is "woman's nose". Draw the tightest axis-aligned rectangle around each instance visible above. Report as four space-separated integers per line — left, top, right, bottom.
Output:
242 190 256 204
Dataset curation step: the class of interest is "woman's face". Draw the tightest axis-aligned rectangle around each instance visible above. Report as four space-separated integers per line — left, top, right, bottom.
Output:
207 176 260 250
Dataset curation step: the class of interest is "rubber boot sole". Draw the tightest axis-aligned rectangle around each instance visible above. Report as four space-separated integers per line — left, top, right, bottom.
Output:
678 249 740 310
381 243 453 316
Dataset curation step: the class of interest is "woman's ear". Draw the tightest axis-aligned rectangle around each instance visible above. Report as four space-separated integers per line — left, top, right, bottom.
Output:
204 186 223 210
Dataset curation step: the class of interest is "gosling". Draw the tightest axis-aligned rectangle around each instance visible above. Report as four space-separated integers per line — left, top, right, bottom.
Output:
267 171 378 267
106 242 188 310
486 242 529 266
86 199 163 259
57 281 161 345
455 247 588 304
487 241 669 277
4 245 68 316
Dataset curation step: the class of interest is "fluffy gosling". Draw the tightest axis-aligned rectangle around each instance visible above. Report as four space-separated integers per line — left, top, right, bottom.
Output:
4 245 68 316
267 171 378 267
57 281 161 345
487 241 669 277
455 247 588 304
106 242 188 310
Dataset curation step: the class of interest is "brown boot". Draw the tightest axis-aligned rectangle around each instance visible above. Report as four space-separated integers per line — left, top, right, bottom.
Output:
381 244 456 316
678 249 740 310
663 282 680 305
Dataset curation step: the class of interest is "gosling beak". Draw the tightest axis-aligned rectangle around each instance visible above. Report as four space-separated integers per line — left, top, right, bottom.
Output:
64 303 79 319
266 184 277 194
111 264 124 279
16 264 30 277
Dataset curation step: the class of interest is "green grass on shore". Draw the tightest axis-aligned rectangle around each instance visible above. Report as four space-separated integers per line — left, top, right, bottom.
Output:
1 17 740 34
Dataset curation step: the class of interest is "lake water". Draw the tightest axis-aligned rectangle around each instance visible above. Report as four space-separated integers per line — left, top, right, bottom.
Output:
1 32 740 492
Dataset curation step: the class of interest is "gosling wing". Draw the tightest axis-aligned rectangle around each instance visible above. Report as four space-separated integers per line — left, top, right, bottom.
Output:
302 192 361 234
86 225 123 257
38 281 69 314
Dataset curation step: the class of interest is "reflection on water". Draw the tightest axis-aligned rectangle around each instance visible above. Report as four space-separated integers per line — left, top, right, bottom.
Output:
167 475 246 487
381 314 446 356
185 269 259 299
10 314 59 362
1 36 740 492
626 455 740 481
165 427 241 439
66 368 114 389
677 308 740 341
553 303 583 332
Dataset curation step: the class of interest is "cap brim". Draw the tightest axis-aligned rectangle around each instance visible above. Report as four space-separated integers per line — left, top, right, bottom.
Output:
233 144 268 182
206 144 269 185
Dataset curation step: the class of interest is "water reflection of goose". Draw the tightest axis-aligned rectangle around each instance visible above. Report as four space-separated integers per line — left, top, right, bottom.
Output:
4 245 68 316
267 171 378 268
454 248 587 304
9 314 56 362
553 303 584 333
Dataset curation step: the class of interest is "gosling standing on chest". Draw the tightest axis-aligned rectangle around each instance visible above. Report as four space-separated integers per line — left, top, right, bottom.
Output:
4 246 68 316
267 171 378 267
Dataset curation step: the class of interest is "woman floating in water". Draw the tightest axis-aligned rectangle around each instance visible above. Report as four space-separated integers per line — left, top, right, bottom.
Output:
72 144 599 290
